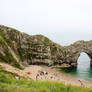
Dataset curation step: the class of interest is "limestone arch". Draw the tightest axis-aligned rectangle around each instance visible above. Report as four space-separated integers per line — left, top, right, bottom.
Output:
77 52 91 65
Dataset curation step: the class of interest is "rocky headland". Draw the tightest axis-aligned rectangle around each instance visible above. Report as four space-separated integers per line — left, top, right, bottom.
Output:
0 25 92 69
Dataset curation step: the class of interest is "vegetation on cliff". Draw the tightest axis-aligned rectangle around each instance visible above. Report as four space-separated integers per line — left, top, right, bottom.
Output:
0 31 23 69
0 25 92 68
0 25 65 68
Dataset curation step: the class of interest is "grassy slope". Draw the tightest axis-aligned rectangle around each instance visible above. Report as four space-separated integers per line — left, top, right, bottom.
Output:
0 32 23 69
0 67 92 92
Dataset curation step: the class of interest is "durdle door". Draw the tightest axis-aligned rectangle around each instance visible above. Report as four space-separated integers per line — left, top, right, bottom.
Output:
0 25 92 68
64 40 92 67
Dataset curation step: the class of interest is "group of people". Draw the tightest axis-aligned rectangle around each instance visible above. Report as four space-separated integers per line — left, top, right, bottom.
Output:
36 70 59 81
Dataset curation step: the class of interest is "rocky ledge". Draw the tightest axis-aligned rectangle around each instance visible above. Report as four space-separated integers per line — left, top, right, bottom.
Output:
0 25 92 68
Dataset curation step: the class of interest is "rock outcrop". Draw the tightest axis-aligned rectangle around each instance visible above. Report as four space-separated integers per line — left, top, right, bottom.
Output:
0 25 92 68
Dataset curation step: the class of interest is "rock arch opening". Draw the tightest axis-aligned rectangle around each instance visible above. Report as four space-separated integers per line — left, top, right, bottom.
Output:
77 52 91 66
62 52 92 81
76 52 92 80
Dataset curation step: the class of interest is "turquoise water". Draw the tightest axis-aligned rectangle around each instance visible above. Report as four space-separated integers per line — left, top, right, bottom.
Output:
61 52 92 81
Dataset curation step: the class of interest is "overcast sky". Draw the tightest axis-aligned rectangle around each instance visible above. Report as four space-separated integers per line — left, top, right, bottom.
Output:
0 0 92 45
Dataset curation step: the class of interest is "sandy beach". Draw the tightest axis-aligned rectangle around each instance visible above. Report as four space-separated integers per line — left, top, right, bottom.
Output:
0 62 92 87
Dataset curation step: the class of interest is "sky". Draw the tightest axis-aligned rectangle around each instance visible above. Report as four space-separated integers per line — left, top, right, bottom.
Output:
0 0 92 45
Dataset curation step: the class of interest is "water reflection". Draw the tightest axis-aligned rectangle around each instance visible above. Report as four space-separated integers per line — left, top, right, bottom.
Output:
61 52 92 81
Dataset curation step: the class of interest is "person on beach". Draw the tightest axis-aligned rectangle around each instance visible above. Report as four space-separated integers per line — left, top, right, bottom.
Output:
36 74 39 80
78 80 85 87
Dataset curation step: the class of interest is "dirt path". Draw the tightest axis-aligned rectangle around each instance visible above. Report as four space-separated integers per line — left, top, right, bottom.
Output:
0 62 92 87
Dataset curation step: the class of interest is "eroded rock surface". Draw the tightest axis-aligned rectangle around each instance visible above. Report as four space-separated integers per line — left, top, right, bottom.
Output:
0 25 92 68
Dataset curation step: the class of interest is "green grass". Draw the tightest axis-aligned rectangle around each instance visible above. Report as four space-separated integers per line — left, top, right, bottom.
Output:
0 68 92 92
0 34 23 69
0 79 92 92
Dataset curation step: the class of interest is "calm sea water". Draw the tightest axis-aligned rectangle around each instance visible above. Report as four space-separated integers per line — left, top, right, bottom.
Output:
61 52 92 81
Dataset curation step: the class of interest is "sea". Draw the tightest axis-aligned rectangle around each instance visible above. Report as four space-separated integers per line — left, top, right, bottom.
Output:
61 52 92 81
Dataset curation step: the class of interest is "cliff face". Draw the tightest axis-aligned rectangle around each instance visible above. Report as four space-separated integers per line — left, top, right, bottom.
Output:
0 25 92 68
64 41 92 67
